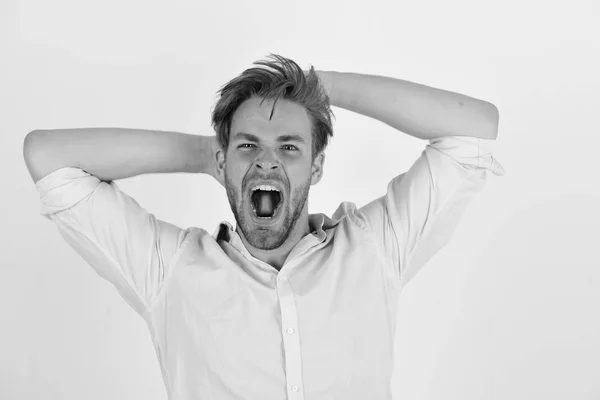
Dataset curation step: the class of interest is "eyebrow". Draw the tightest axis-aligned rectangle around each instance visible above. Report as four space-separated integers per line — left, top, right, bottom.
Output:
232 132 306 144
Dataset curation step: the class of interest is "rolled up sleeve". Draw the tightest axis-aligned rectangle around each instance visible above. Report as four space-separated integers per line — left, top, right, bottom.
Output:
36 167 191 316
356 136 505 288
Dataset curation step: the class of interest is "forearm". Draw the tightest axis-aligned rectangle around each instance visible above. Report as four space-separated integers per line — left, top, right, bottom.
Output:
318 71 499 140
24 128 213 183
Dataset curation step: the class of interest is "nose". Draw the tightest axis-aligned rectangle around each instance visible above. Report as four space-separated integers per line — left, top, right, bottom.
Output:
254 149 279 171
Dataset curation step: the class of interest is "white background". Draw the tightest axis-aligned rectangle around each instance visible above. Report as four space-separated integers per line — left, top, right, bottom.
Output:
3 0 600 399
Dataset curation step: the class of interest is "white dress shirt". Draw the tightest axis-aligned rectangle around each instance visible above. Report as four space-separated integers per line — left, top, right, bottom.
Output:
35 136 504 400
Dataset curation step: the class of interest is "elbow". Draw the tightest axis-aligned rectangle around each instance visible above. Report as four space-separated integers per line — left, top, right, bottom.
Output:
24 130 45 149
23 131 39 154
26 129 44 138
486 103 499 140
23 131 42 160
491 104 499 126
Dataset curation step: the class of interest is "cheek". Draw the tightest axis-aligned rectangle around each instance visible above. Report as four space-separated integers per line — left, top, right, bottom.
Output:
289 168 313 190
225 161 251 187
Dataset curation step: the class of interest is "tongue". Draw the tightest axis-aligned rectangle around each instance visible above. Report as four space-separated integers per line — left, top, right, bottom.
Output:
256 192 275 217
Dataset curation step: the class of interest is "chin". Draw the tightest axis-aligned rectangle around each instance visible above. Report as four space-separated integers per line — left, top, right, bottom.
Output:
243 207 292 250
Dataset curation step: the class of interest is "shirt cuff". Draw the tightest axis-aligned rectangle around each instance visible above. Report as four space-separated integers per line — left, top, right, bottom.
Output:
36 167 102 219
428 136 505 176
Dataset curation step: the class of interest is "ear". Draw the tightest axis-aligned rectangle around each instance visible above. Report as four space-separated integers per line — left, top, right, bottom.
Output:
215 146 226 188
310 152 325 186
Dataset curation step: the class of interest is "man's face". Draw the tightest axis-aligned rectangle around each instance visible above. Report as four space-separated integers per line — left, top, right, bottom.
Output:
216 96 324 251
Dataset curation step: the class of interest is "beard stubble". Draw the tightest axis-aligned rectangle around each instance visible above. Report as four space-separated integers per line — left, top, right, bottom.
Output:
224 171 311 251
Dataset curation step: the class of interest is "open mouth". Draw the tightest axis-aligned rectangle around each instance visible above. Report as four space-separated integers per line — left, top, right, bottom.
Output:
249 186 284 221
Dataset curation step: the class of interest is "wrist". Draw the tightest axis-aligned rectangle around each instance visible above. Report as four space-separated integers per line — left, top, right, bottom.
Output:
182 134 211 174
316 70 336 105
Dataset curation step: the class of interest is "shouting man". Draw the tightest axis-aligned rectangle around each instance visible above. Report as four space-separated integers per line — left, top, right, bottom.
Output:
24 54 504 400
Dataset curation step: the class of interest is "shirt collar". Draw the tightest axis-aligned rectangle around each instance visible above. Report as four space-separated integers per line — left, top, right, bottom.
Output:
211 212 340 248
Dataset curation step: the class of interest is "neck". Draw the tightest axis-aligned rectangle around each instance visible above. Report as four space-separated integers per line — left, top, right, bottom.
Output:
237 212 311 271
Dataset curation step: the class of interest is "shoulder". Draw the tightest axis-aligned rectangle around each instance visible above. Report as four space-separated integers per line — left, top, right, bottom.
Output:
329 201 369 232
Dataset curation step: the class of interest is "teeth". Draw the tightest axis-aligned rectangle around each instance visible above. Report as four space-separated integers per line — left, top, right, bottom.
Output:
249 184 283 220
252 185 280 192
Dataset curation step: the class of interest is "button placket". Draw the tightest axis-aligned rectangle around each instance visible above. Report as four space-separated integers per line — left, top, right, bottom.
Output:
277 273 305 399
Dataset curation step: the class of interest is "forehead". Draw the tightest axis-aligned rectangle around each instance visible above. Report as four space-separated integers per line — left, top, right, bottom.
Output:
230 97 312 141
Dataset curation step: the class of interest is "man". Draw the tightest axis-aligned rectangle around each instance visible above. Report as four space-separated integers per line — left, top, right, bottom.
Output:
24 54 504 400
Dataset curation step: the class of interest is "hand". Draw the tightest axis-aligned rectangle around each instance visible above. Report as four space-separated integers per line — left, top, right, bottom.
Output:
304 69 334 100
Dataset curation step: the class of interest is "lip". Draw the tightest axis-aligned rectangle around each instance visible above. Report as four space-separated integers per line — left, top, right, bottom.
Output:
247 180 285 193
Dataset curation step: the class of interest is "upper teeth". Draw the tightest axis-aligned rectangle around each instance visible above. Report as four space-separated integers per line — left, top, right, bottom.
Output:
252 185 280 192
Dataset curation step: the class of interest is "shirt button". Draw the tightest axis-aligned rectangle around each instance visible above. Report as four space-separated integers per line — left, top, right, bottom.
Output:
292 385 299 392
286 327 294 334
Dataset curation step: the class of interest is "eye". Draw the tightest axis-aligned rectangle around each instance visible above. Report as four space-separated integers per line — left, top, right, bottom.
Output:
237 143 298 152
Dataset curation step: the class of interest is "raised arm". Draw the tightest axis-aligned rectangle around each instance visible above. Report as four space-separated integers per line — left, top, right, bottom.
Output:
310 68 504 287
23 128 223 186
315 70 499 141
22 127 224 316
